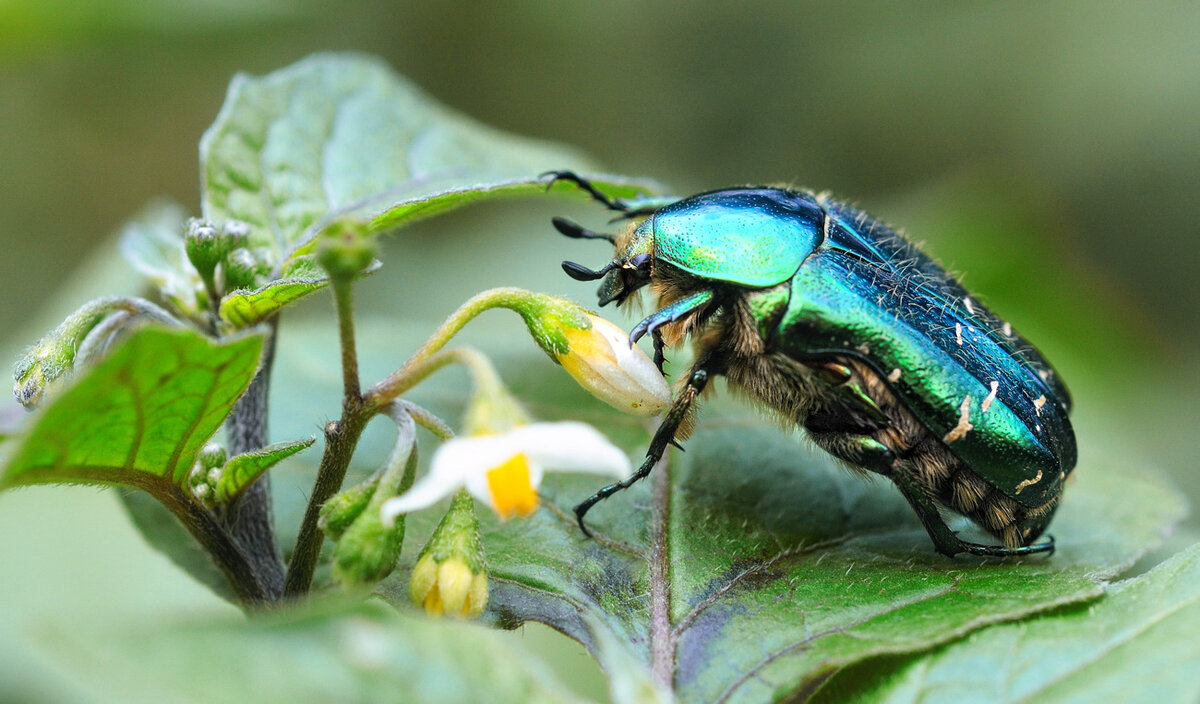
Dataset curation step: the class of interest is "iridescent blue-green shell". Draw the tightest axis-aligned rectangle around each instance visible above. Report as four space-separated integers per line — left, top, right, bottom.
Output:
645 189 823 287
646 188 1076 509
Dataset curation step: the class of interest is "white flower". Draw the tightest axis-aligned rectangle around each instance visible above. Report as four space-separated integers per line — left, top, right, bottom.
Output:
557 314 671 417
380 421 631 524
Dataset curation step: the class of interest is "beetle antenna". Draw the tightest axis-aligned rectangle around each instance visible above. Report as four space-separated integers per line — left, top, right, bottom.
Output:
542 170 629 213
552 217 616 244
561 260 617 281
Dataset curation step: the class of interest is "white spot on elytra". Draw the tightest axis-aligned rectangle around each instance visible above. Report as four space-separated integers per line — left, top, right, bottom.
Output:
1033 395 1046 416
981 381 999 413
857 343 871 355
955 323 964 346
1014 470 1044 495
887 368 902 383
964 297 975 315
943 395 973 444
1002 321 1013 337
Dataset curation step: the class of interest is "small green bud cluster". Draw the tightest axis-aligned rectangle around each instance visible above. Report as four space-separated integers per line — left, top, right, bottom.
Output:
186 443 228 506
184 218 272 296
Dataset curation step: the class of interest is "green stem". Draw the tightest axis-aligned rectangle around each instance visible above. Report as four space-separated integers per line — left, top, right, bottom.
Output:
283 407 371 598
364 287 537 408
156 482 268 606
219 322 284 600
283 274 367 598
333 278 361 402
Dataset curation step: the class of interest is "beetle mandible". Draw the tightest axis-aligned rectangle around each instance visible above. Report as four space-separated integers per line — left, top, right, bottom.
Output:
547 171 1076 558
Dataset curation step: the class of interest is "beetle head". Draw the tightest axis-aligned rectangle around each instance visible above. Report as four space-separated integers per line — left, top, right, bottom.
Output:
558 218 655 306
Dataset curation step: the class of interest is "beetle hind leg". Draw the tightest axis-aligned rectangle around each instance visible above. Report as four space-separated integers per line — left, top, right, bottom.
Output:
892 467 1055 558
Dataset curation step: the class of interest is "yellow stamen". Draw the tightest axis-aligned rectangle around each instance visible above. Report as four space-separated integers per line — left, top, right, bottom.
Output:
486 453 538 519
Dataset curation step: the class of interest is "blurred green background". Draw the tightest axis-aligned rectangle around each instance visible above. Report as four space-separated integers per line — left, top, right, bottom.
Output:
1 2 1197 701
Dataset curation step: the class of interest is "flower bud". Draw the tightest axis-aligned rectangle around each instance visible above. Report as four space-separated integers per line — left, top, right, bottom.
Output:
556 314 670 416
184 219 224 281
316 219 377 280
511 293 670 416
222 248 264 291
13 297 179 408
408 490 487 618
331 415 418 590
319 480 377 542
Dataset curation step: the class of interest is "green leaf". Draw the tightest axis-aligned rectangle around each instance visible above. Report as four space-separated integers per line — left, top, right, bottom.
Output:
117 200 204 316
41 599 591 704
213 437 315 504
1 326 262 496
421 412 1182 704
264 316 1185 704
218 255 380 328
810 542 1200 704
200 52 655 264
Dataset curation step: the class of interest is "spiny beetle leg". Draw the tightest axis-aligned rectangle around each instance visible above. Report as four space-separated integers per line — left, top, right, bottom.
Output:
541 170 630 213
652 329 667 375
891 469 1052 558
574 365 712 536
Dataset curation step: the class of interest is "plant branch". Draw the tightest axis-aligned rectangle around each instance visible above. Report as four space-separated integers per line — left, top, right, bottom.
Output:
283 276 368 598
157 482 268 606
365 287 533 408
283 407 371 598
649 451 674 691
333 277 361 402
219 321 285 600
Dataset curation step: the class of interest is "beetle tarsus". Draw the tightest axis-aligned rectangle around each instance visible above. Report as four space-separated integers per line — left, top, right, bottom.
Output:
542 170 630 213
573 360 714 533
959 534 1055 557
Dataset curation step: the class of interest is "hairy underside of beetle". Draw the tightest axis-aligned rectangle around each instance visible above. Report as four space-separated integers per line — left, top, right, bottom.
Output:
647 279 1059 549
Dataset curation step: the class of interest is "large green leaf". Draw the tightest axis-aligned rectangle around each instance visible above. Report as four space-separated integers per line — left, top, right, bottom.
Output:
1 326 262 495
41 599 590 704
200 52 654 263
261 316 1185 704
809 541 1200 704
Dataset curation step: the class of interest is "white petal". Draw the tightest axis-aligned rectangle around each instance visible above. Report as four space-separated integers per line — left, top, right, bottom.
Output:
379 437 483 525
506 422 632 479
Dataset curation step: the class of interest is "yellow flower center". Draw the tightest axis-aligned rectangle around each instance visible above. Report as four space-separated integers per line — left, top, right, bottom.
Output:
486 453 539 519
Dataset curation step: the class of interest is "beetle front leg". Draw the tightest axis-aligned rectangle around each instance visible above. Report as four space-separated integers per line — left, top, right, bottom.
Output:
890 468 1055 558
574 364 713 536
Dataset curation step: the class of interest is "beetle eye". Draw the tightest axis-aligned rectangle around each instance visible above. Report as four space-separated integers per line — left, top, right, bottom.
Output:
627 253 652 271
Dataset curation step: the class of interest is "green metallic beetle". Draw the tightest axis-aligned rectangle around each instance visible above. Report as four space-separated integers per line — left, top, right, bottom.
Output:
548 171 1076 558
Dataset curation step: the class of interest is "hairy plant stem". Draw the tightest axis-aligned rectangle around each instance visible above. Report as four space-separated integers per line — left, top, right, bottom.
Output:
285 288 516 597
157 482 268 605
219 322 285 600
284 277 367 597
283 406 371 597
649 451 674 690
335 278 361 400
366 287 532 407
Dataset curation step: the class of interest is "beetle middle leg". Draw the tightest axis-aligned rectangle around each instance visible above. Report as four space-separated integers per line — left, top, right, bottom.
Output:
804 412 1054 558
574 362 715 536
